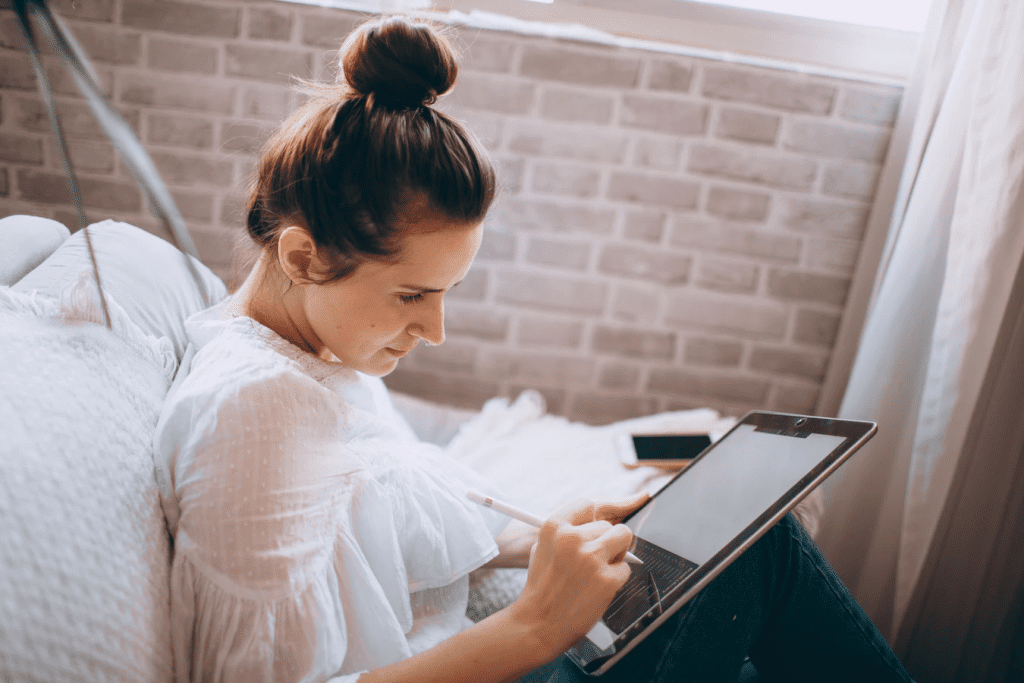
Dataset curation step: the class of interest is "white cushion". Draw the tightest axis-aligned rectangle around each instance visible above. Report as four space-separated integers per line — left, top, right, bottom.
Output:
14 219 227 360
0 285 175 682
0 215 70 286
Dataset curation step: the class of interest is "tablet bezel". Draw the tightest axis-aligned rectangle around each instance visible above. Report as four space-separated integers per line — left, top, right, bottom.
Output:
567 411 877 676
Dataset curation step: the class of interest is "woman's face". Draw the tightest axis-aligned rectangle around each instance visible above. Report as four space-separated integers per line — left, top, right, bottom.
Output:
299 218 483 376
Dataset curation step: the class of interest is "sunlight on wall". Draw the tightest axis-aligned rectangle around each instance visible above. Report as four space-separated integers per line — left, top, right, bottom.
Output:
688 0 933 31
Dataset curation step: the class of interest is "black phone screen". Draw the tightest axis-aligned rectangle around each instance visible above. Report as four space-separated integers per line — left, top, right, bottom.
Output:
632 434 712 461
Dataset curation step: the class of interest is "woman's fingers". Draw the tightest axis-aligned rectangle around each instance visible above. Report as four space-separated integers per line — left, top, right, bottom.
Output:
594 491 651 523
585 523 635 566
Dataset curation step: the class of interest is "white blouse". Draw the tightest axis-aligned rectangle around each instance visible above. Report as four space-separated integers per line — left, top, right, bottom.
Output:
153 304 509 683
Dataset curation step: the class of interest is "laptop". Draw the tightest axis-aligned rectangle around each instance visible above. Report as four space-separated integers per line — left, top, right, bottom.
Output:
566 411 877 675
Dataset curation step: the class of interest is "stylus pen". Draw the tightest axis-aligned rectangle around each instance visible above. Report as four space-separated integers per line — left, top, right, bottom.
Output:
466 490 644 565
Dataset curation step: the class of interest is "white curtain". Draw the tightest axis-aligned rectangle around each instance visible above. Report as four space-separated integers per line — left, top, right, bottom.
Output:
816 0 1024 647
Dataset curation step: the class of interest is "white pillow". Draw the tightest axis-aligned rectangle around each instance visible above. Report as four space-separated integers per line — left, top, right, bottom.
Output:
0 215 70 286
0 287 175 682
14 219 227 360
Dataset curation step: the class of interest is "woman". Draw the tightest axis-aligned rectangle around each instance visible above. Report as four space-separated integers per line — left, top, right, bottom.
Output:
155 15 914 683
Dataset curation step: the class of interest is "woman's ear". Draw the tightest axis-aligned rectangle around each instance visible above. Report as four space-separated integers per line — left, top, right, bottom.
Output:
276 226 321 285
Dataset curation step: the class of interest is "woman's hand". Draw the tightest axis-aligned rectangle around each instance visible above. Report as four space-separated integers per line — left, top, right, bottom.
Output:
505 492 650 660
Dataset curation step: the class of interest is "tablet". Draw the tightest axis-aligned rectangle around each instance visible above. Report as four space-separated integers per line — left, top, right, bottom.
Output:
566 411 877 675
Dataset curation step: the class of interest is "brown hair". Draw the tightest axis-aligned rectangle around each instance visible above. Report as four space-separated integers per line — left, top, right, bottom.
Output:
245 15 496 281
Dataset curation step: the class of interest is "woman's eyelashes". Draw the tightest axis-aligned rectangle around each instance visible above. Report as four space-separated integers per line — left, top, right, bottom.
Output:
398 292 426 304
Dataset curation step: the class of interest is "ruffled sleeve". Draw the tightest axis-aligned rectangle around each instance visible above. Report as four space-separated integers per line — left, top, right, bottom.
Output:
156 321 508 682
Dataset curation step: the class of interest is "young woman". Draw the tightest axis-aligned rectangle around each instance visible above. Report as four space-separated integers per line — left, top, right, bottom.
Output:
155 15 914 683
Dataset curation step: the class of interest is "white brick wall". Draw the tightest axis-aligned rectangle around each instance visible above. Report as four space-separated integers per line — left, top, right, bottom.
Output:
0 0 904 423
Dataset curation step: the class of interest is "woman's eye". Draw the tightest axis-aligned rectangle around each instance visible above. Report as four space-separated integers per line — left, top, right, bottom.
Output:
399 293 425 304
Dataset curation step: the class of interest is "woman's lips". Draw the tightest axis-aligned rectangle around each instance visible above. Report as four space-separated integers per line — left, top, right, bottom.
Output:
385 346 413 358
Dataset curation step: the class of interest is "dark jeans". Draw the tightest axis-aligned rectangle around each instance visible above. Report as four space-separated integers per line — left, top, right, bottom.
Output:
517 514 913 683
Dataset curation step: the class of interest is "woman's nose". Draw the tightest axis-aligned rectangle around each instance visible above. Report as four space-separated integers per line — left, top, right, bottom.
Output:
409 300 445 346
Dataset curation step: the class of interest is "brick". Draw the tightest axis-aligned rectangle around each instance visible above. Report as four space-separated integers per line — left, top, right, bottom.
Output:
621 95 708 135
716 107 779 145
703 67 835 114
526 236 590 271
611 285 660 324
598 244 691 285
772 384 820 414
750 346 828 381
447 267 487 300
767 269 850 307
786 120 890 163
48 138 116 174
451 73 535 115
531 163 600 198
688 145 816 191
608 172 699 211
520 46 641 88
220 120 271 155
492 198 615 236
15 98 139 141
666 293 787 340
16 169 141 212
592 325 675 360
406 341 477 373
840 87 902 125
0 133 44 164
479 350 595 385
449 109 503 150
226 45 312 83
241 86 290 121
169 189 214 223
599 364 640 391
459 34 516 73
570 394 657 425
441 303 509 342
71 25 141 65
383 369 497 410
696 257 759 293
517 315 583 348
647 369 770 405
300 12 363 48
0 168 8 197
509 385 566 415
495 271 607 315
539 87 614 124
122 0 240 38
623 211 665 243
684 337 742 366
0 52 35 90
783 198 869 239
121 74 236 114
150 151 233 188
794 308 841 347
249 7 293 41
648 59 692 92
218 191 247 228
478 230 516 261
706 186 770 222
148 37 218 75
633 137 682 171
498 157 525 194
670 219 801 263
148 113 214 149
822 162 880 200
191 226 235 266
509 124 628 164
51 0 114 22
806 237 861 274
36 57 114 98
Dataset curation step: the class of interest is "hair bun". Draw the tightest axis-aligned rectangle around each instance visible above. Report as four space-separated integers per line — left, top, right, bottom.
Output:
340 16 458 108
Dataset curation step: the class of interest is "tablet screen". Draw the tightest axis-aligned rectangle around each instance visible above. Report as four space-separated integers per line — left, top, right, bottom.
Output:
626 424 847 565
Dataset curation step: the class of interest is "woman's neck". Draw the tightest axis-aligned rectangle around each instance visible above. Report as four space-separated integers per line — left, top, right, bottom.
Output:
232 253 324 358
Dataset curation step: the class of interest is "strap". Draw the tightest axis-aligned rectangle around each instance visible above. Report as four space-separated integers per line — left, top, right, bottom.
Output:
12 0 216 321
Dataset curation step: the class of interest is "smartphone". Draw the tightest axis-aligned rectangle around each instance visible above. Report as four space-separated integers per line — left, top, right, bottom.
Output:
616 433 713 469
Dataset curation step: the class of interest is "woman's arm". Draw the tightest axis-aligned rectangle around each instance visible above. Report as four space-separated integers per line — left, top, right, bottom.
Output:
358 494 649 683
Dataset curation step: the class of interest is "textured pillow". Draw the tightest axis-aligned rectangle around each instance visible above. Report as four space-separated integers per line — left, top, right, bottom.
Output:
0 215 70 286
0 286 175 682
14 219 227 360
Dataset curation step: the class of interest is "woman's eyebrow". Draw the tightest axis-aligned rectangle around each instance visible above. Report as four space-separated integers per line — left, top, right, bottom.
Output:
399 281 462 293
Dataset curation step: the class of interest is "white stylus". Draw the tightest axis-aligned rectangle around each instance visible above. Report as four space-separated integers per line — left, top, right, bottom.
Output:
467 490 643 565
